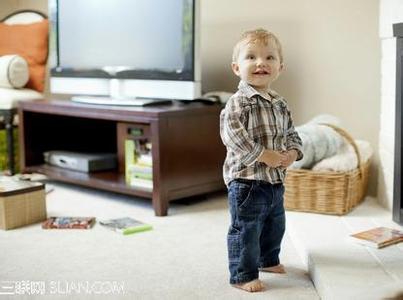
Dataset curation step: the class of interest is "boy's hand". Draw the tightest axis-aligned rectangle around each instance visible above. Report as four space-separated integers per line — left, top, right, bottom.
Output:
280 150 298 168
257 150 287 168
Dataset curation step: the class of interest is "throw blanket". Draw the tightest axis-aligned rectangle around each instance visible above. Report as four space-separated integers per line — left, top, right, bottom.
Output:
312 140 373 172
290 114 345 169
290 114 373 171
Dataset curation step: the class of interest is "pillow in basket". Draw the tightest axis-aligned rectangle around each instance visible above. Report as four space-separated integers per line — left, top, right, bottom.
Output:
0 20 49 92
0 54 29 88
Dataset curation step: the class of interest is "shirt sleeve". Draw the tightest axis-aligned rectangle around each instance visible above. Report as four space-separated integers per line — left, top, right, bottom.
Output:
220 96 264 166
285 108 304 161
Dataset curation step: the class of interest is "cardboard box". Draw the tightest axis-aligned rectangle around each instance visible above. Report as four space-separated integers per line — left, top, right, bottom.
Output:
0 181 46 230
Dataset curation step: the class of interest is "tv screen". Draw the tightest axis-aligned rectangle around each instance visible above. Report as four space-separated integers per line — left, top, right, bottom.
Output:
49 0 201 102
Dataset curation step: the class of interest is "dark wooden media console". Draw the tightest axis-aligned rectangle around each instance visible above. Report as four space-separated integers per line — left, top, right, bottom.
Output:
18 99 226 216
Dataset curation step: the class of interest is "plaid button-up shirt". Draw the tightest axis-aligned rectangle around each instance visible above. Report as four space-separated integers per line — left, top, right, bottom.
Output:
220 81 303 186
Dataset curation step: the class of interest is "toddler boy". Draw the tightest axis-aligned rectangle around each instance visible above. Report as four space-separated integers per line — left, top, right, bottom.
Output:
220 28 303 292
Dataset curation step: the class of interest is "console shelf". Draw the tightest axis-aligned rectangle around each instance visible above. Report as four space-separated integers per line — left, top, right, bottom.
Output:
19 99 226 216
24 164 153 199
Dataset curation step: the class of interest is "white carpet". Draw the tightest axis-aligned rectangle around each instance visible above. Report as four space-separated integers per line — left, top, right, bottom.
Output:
0 182 318 299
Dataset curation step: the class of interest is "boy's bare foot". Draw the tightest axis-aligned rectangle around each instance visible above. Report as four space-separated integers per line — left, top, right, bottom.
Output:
232 279 265 292
260 264 286 274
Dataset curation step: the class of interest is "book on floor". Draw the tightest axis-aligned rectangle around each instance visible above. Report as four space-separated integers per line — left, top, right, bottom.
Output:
350 227 403 248
99 217 152 235
42 217 96 229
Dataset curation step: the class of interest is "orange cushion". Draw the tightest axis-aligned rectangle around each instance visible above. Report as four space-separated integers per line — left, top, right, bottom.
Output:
0 20 48 92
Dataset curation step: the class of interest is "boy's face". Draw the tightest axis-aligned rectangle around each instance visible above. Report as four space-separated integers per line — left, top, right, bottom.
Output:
232 38 283 92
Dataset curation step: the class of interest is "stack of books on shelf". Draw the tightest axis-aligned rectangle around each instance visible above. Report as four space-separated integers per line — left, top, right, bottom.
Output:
125 139 153 190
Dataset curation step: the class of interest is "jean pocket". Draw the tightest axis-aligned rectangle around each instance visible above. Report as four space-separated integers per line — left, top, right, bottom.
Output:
235 181 254 210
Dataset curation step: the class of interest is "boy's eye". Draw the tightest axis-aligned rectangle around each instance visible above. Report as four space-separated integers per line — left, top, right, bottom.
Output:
267 55 275 60
246 54 255 59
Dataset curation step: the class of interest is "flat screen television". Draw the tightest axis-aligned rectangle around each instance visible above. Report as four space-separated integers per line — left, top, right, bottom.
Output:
49 0 201 105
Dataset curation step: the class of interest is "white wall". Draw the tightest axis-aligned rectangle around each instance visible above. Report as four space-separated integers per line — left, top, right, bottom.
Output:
0 2 17 16
2 0 381 197
202 0 380 196
0 0 47 17
378 0 403 210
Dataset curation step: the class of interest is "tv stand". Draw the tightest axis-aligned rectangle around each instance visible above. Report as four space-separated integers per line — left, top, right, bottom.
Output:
18 99 225 216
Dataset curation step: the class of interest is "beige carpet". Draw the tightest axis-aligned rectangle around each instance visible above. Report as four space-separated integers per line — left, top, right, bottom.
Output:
0 182 318 299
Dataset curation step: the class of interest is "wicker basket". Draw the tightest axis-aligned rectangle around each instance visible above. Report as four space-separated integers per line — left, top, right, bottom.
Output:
284 124 370 215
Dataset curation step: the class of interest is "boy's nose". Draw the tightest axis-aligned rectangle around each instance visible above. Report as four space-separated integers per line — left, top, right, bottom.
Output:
256 58 267 67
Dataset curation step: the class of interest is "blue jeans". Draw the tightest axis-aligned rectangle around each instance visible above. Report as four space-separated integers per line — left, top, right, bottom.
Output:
227 179 286 284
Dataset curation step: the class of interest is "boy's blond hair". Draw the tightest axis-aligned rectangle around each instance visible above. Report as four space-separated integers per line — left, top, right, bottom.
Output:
232 28 283 63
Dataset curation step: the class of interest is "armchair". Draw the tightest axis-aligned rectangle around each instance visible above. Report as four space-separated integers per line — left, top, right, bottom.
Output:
0 10 48 174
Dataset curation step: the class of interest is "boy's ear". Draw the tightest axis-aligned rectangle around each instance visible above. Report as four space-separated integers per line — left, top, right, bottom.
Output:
231 62 240 76
279 63 285 72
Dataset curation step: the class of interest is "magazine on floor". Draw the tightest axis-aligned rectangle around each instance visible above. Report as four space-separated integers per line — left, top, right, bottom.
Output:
100 217 152 235
350 227 403 248
42 217 96 229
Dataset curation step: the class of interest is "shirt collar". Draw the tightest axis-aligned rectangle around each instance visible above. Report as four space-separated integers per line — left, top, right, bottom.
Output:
237 80 281 104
